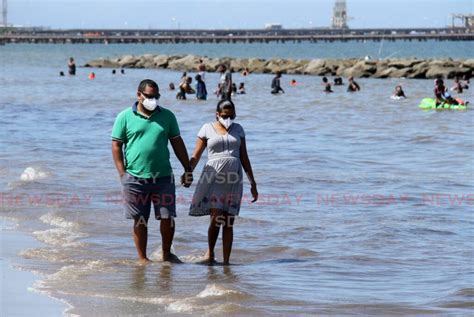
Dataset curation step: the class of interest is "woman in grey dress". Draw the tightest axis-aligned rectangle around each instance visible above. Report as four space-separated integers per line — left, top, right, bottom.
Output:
189 99 258 265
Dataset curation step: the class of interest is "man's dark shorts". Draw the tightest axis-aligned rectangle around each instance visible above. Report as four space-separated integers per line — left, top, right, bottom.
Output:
121 173 176 221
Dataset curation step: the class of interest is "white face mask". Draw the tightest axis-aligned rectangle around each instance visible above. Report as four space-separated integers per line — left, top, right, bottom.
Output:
142 98 158 111
218 117 234 129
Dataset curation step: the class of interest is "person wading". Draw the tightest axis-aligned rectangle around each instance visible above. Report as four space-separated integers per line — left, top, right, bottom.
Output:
112 79 193 265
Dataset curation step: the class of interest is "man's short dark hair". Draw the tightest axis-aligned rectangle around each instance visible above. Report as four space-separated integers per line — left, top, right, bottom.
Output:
138 79 159 93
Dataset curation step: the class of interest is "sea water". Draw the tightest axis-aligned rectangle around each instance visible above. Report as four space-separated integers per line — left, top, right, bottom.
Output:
0 42 473 315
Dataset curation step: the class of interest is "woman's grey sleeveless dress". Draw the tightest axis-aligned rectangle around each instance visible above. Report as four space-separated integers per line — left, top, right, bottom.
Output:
189 122 245 216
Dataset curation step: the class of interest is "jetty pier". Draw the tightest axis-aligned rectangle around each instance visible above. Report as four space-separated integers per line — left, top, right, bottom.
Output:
1 27 473 44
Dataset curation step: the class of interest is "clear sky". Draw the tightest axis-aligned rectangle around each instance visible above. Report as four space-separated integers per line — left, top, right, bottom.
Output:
8 0 474 29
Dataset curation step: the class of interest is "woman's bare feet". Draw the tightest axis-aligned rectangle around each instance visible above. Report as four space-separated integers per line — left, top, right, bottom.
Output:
137 258 152 265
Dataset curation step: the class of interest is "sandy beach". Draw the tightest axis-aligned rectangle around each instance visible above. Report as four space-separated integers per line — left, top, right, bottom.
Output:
1 220 68 316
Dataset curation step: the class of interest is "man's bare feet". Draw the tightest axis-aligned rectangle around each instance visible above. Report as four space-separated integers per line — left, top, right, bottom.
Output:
137 258 152 265
163 253 183 263
196 251 220 265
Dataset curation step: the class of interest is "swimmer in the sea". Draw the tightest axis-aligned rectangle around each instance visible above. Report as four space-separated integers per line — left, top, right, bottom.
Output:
347 76 360 92
322 77 333 93
392 84 406 98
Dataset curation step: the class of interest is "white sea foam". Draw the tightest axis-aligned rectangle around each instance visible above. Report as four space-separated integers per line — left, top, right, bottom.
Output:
206 303 247 314
197 284 243 298
164 284 248 313
20 166 49 181
179 254 208 263
20 247 69 263
39 260 112 284
32 228 87 248
166 299 196 313
40 213 78 229
166 300 246 314
33 212 86 248
149 244 177 261
50 291 173 306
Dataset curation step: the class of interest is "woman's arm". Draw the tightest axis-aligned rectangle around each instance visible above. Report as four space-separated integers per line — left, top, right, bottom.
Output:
190 137 207 171
240 137 258 202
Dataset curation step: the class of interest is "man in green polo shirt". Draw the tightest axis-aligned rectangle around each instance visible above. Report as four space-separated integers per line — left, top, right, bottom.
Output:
112 79 193 264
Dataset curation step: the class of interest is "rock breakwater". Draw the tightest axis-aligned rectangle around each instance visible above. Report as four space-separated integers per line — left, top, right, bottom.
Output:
84 54 473 79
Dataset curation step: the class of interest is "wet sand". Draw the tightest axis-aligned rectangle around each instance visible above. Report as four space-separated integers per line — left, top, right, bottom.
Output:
1 220 69 316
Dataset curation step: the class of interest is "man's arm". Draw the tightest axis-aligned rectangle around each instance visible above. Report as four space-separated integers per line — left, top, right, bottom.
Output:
278 80 285 93
169 136 193 187
112 140 126 178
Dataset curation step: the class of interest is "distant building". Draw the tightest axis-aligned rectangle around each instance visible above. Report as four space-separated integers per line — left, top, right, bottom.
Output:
451 14 474 29
332 0 349 29
265 23 283 30
1 0 7 27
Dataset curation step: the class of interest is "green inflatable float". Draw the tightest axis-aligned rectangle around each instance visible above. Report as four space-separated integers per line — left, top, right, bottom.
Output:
418 98 468 110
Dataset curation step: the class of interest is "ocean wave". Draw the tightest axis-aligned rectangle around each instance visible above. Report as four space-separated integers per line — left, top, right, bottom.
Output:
40 212 79 229
454 288 474 297
20 247 71 263
32 211 87 248
166 299 197 313
166 301 250 314
166 284 251 313
20 166 49 182
26 286 76 317
196 284 245 299
41 260 115 284
438 301 474 309
32 228 88 248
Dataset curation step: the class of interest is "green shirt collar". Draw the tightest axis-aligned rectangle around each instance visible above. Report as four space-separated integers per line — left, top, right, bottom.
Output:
132 102 161 118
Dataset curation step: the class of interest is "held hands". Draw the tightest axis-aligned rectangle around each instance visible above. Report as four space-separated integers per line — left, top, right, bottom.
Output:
251 183 258 203
181 170 193 188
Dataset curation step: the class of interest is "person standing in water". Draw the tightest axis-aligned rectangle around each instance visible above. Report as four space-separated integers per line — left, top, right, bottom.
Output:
322 77 333 93
271 71 285 94
392 84 407 98
238 83 246 94
218 65 233 100
111 79 193 264
334 77 344 86
177 76 195 100
451 77 463 94
68 57 76 75
189 99 258 265
347 76 361 92
198 59 207 82
434 78 448 106
195 74 208 100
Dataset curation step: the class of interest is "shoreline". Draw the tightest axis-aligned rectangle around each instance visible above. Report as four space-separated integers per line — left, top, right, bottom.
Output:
0 219 70 317
84 54 474 79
